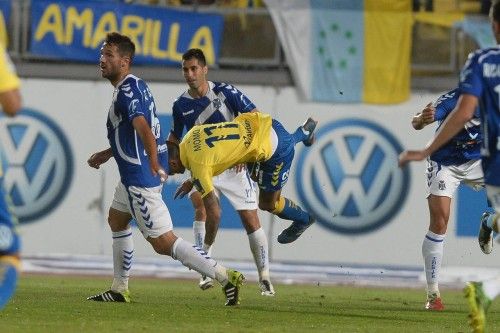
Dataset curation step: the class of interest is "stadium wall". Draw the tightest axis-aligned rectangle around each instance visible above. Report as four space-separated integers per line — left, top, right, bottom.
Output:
7 78 493 269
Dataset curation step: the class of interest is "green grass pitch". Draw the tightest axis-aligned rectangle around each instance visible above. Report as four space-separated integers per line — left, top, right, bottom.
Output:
1 274 498 332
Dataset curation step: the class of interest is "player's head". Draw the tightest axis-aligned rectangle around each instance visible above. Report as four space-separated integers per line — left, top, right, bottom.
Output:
181 49 208 91
100 32 135 84
490 0 500 43
166 140 185 175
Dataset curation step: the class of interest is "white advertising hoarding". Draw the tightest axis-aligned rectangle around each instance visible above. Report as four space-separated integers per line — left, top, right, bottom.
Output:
2 78 492 269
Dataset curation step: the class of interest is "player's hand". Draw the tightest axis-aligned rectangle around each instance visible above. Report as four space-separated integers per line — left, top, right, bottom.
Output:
150 161 168 183
233 164 246 173
420 103 435 126
174 179 193 199
87 151 111 169
398 150 427 167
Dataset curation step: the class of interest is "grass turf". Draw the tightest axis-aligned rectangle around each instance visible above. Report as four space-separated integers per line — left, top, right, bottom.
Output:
0 274 498 332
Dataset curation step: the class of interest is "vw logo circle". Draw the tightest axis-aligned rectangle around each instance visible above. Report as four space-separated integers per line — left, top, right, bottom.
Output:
295 119 410 234
0 109 73 223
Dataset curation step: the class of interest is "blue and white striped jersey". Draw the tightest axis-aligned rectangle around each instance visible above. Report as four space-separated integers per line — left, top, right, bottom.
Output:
429 88 482 166
107 74 167 187
459 47 500 186
170 81 256 139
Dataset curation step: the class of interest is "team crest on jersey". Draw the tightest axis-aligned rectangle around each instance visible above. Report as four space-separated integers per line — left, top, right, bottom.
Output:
438 180 446 191
212 98 222 110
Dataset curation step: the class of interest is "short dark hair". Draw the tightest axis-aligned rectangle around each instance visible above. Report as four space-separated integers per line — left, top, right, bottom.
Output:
182 48 206 66
491 0 500 23
105 32 135 62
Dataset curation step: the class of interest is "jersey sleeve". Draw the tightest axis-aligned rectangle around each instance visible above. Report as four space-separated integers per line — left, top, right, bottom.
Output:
433 88 459 121
170 102 184 140
459 51 483 98
219 83 256 115
190 163 214 198
117 82 147 122
0 45 20 93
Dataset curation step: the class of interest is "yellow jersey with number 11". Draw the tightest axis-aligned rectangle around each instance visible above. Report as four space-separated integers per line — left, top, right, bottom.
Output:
179 112 273 197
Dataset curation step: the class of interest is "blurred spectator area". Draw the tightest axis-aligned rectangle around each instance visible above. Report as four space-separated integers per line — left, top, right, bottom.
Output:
4 0 492 91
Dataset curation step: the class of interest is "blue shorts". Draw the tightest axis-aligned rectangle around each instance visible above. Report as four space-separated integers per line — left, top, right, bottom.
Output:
256 119 295 192
0 182 20 256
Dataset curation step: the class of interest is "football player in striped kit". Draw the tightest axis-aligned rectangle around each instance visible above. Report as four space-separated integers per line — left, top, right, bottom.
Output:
168 49 273 295
86 33 244 306
411 88 490 311
399 1 500 330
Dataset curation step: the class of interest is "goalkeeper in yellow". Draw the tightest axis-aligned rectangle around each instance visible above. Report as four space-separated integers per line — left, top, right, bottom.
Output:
167 112 317 243
0 42 22 310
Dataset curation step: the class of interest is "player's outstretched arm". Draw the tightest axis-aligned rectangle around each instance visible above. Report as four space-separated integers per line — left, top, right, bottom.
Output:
88 148 113 169
399 94 477 168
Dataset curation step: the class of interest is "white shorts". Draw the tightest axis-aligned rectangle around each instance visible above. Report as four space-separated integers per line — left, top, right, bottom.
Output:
486 185 500 214
110 182 173 239
426 159 484 198
189 168 258 211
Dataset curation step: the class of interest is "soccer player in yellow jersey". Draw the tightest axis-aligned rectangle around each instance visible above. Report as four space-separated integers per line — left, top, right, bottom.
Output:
0 43 22 310
168 112 318 244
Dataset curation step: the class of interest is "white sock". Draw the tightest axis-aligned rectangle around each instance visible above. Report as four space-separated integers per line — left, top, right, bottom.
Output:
422 230 445 297
248 227 270 281
193 220 205 248
482 276 500 300
110 228 133 293
172 237 227 285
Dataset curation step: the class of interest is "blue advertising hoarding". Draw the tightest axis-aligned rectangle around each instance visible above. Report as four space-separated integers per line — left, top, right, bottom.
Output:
30 0 224 66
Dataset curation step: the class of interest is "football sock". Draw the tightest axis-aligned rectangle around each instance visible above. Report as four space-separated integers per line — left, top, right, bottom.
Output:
422 230 445 296
272 196 310 225
0 257 19 310
292 126 309 144
248 227 270 281
172 237 227 284
110 229 133 293
482 276 500 300
193 220 205 249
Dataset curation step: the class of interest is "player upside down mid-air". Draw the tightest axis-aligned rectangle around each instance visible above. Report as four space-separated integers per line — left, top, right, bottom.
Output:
167 111 318 247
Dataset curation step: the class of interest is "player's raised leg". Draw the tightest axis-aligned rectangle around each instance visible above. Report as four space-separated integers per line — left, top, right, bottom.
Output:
131 186 244 306
151 232 245 306
478 211 497 254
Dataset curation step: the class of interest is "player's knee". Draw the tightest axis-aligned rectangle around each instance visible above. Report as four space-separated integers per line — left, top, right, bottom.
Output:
258 201 274 212
149 232 175 256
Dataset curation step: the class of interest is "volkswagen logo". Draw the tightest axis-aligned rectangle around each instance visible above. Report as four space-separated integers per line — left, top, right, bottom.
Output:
0 109 73 223
295 119 410 234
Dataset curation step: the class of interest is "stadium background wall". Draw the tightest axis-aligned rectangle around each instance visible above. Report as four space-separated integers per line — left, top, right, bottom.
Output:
4 78 492 269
